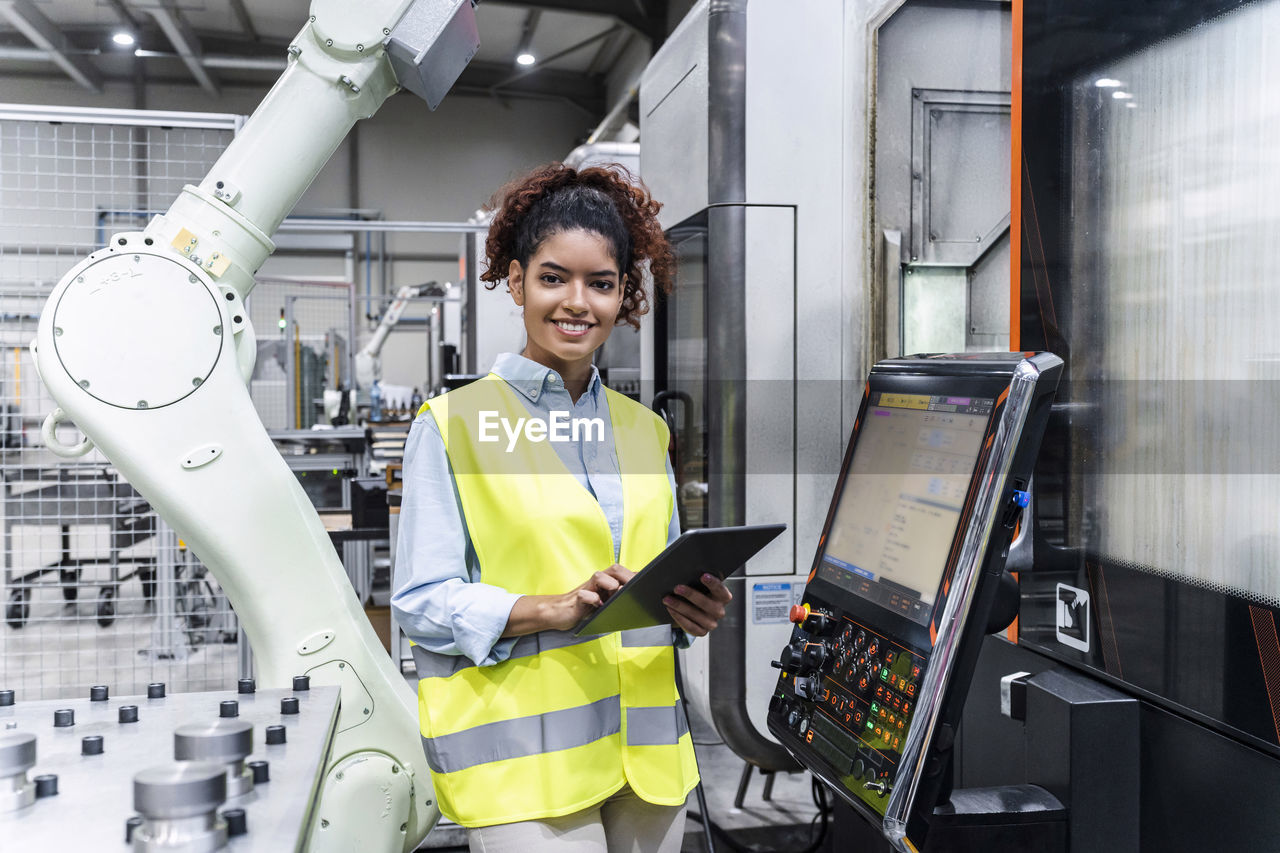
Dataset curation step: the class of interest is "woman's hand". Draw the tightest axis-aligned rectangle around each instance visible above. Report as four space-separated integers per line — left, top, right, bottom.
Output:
663 574 733 637
503 564 635 636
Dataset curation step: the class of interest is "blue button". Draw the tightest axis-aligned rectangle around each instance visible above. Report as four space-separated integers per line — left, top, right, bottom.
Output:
1012 489 1030 508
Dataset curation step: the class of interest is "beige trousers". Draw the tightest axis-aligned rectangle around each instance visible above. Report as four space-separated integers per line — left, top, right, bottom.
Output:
467 785 688 853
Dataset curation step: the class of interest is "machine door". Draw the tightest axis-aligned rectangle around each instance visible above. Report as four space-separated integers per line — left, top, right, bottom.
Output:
874 0 1012 357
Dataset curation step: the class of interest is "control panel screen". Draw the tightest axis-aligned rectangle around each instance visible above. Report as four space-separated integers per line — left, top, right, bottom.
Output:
817 393 992 626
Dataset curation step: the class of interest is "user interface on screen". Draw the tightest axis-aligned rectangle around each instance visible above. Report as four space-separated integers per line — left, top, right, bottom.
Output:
816 392 993 626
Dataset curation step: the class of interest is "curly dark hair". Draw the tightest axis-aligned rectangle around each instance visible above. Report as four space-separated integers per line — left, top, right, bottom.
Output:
480 163 675 329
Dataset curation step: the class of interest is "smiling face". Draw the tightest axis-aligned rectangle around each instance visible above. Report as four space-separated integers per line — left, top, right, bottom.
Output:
508 228 625 381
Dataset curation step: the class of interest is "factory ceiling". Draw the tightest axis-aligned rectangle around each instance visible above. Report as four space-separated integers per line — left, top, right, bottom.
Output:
0 0 673 118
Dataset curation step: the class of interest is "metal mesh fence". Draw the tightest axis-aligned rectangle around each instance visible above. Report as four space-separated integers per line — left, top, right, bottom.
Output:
247 279 356 431
0 107 243 700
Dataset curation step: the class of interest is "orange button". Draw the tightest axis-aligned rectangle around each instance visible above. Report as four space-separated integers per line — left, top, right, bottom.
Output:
906 683 916 697
790 604 809 624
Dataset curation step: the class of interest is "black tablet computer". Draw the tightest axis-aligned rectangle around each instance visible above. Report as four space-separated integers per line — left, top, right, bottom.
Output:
572 523 787 636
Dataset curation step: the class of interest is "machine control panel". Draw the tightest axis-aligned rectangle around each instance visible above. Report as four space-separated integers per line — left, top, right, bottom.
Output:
767 353 1061 853
771 606 925 810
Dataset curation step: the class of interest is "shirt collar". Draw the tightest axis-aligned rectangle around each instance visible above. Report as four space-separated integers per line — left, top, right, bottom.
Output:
491 352 602 403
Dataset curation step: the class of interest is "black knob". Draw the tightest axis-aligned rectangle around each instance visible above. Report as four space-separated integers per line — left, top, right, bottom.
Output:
265 725 286 745
852 758 867 780
794 675 821 701
237 678 256 695
147 683 166 699
0 689 13 706
280 697 299 715
119 705 139 724
89 685 108 702
781 640 808 673
787 708 800 728
34 774 58 797
125 816 143 843
802 642 829 670
248 760 269 784
292 675 310 692
802 612 830 634
219 700 239 718
53 708 74 727
223 807 248 837
81 735 104 755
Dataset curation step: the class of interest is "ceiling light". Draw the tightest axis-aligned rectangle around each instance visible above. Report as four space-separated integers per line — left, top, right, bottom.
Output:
1112 91 1134 100
1094 78 1123 88
513 10 540 69
112 32 135 47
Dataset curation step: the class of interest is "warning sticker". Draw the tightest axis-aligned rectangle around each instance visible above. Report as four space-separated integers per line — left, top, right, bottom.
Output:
753 583 800 624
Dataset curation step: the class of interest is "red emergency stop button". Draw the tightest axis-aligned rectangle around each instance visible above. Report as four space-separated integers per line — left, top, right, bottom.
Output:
790 604 809 624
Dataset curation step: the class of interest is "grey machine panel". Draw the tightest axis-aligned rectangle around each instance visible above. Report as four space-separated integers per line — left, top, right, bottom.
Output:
0 686 338 850
874 0 1012 356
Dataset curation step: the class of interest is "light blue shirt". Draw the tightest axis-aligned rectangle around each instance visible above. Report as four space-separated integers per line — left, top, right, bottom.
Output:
392 352 684 666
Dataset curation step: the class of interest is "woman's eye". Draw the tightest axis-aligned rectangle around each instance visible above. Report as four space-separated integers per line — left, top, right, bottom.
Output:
540 274 561 284
592 280 616 290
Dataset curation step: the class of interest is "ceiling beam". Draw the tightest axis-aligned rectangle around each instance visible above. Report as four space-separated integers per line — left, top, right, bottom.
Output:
226 0 260 43
487 25 620 91
486 0 664 44
457 59 605 112
0 0 103 92
102 0 142 32
0 53 605 114
585 27 628 77
129 0 218 96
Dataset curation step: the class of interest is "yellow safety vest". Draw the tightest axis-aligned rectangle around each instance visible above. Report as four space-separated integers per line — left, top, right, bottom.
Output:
410 374 699 827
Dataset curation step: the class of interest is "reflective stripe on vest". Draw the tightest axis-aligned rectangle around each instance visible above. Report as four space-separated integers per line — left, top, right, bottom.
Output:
418 695 691 774
414 377 699 827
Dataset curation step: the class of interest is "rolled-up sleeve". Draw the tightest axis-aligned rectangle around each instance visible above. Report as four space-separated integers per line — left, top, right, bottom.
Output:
391 414 521 666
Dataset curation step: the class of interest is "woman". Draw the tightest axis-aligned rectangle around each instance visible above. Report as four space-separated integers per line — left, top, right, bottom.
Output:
392 163 732 852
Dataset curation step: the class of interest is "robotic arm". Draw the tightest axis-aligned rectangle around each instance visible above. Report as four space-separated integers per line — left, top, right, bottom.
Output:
31 2 479 851
355 280 451 389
